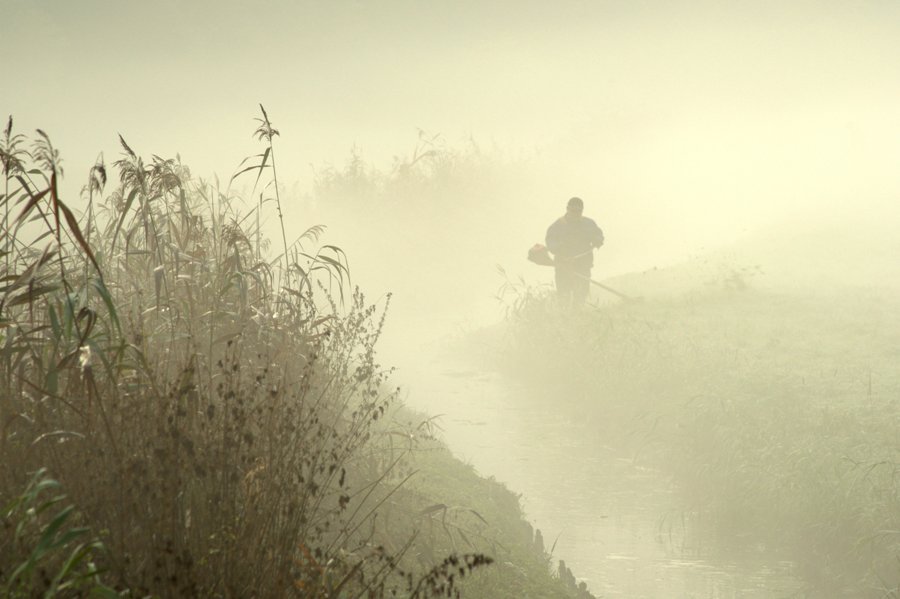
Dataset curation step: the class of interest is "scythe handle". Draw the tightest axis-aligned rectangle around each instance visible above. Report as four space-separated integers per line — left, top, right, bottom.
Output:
577 273 635 301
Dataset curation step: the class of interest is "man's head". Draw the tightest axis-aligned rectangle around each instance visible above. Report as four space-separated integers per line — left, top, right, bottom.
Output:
566 196 584 217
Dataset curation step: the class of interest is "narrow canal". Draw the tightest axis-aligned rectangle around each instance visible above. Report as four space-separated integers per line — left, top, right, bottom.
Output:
387 326 804 599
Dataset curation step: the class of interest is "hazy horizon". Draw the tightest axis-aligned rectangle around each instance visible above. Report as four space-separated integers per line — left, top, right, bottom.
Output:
4 0 900 299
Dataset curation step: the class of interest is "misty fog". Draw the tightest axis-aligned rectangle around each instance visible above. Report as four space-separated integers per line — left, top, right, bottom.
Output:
3 0 900 597
6 0 899 276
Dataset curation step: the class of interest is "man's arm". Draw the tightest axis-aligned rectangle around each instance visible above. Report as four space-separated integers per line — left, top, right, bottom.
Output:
545 220 561 254
590 220 604 248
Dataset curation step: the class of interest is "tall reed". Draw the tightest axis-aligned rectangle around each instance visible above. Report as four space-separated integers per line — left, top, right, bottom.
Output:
0 113 490 598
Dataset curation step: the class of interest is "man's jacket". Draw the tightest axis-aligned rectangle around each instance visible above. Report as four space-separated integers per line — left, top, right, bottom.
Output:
545 215 604 269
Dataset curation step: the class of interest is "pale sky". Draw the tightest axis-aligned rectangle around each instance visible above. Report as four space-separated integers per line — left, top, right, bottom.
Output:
3 0 900 277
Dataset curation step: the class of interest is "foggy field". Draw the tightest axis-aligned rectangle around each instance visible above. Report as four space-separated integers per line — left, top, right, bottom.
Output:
483 262 900 597
3 1 900 598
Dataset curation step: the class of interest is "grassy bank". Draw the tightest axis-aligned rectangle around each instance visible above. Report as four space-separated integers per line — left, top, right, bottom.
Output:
0 113 582 598
493 269 900 597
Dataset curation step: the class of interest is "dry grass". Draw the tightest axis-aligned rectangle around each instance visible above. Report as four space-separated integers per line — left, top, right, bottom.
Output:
0 111 492 598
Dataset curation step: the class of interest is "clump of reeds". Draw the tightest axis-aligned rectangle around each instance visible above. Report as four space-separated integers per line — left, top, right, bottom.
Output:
0 110 491 598
1 468 118 596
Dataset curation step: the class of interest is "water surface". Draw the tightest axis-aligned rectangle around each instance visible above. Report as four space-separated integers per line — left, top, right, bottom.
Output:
393 333 803 598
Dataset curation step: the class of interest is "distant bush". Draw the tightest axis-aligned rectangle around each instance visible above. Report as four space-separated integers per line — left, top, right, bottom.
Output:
306 132 538 320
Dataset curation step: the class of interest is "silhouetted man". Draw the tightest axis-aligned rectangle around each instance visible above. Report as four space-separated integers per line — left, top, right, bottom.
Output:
545 197 604 306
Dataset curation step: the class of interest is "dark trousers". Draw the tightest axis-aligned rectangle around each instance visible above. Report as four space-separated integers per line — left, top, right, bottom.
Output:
555 264 591 306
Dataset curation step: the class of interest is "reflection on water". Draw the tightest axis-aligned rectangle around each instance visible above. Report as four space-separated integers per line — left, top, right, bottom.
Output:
396 347 804 599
